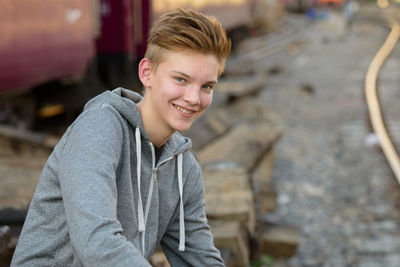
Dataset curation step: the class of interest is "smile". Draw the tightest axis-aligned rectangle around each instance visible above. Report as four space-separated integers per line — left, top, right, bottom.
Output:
173 104 194 114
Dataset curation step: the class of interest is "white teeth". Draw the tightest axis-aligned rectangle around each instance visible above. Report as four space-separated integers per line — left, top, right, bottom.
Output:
175 105 192 114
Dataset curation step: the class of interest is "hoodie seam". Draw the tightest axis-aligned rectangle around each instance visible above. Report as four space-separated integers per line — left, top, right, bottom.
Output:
183 161 203 204
163 134 192 158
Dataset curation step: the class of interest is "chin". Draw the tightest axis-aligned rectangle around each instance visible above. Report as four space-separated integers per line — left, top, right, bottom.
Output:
173 123 192 133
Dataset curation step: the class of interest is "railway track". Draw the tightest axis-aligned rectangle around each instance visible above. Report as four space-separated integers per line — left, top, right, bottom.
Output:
365 19 400 182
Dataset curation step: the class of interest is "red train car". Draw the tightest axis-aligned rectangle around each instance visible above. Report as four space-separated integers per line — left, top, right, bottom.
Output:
0 0 259 128
0 0 258 95
0 0 97 94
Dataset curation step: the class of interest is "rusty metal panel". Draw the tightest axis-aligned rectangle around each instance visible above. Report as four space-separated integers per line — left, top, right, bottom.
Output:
0 0 96 93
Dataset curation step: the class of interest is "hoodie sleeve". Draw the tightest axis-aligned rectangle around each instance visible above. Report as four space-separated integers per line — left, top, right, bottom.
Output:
160 156 224 266
58 107 151 267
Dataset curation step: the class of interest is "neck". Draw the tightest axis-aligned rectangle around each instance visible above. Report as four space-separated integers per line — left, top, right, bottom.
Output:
137 99 174 147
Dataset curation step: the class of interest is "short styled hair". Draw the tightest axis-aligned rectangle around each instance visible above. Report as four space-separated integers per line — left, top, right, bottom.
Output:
145 9 231 76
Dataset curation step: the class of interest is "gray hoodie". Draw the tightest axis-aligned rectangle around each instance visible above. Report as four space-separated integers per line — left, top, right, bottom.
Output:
11 88 224 266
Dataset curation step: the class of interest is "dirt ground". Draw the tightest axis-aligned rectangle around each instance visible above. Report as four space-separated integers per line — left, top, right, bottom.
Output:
229 3 400 266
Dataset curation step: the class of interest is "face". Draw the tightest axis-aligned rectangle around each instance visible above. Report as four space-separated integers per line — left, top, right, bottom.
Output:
139 49 220 134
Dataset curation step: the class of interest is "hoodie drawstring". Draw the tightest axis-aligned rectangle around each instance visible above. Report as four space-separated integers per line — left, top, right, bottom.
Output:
177 153 185 251
135 127 185 255
135 128 145 234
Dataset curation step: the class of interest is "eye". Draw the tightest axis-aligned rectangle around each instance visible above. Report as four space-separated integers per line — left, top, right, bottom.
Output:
202 84 214 92
175 77 186 83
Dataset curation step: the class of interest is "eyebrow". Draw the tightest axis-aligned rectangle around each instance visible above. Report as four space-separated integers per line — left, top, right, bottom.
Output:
171 71 217 84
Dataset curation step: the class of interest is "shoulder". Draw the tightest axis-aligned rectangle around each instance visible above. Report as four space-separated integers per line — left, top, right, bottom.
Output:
56 105 129 174
182 151 201 175
58 104 129 155
70 104 127 138
77 103 125 127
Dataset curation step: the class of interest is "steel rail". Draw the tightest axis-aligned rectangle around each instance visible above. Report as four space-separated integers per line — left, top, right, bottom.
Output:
365 21 400 182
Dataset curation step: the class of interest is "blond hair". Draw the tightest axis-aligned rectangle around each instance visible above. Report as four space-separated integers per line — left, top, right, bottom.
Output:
145 9 231 76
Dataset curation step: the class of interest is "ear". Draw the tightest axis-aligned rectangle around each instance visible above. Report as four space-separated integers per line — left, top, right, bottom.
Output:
138 58 153 88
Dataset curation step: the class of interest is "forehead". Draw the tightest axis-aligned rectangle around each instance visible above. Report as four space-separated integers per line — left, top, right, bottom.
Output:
156 49 220 80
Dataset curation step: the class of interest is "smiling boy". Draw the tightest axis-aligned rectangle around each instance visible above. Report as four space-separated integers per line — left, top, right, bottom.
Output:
11 9 231 266
137 49 218 146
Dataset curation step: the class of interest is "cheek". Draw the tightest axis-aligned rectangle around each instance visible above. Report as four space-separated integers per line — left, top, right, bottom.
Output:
154 79 178 99
200 93 213 109
163 85 182 100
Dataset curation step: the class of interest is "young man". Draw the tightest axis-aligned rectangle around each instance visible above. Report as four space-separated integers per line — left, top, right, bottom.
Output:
11 8 231 266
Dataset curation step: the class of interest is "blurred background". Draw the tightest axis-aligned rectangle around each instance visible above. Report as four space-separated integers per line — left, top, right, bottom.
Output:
1 0 400 266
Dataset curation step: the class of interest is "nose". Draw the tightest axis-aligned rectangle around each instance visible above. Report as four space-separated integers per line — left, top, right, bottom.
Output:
183 86 200 106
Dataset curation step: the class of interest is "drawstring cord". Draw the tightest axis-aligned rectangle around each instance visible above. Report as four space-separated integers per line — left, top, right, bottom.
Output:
136 128 145 234
177 153 185 251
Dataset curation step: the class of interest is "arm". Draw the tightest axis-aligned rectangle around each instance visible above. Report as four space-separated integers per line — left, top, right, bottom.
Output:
58 107 151 266
160 159 224 266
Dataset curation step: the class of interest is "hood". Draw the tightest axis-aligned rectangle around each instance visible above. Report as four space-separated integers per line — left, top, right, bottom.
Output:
84 87 192 156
